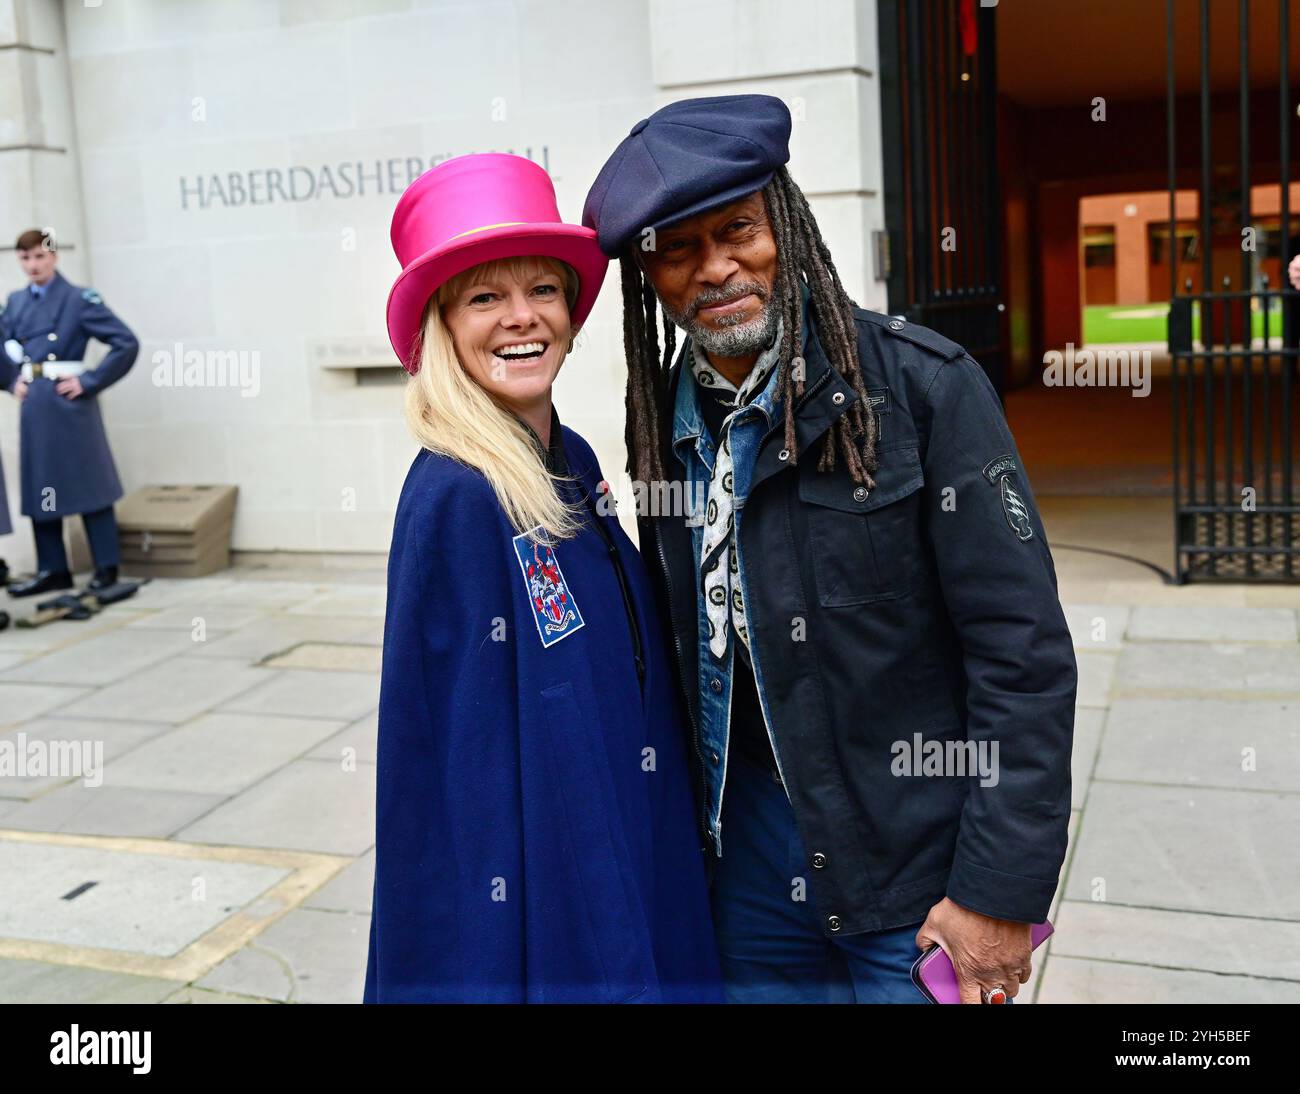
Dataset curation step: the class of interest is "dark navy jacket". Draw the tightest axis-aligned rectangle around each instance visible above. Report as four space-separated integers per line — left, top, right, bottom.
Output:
0 270 138 519
641 306 1078 936
363 420 724 1003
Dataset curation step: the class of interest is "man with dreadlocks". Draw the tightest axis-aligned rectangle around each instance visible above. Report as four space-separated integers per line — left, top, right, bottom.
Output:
583 95 1077 1005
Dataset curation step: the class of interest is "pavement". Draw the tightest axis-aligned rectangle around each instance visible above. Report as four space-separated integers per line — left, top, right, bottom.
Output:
1 503 1298 1004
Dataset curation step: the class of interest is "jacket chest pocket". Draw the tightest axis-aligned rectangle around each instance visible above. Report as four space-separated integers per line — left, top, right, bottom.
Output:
797 446 925 606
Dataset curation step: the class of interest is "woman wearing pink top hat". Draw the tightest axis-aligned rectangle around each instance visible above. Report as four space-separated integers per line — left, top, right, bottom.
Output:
362 152 723 1003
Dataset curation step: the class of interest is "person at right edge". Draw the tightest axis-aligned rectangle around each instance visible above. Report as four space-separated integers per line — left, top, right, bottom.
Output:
583 94 1078 1004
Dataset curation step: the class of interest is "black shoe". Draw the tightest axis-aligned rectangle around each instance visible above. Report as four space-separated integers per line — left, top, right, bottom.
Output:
7 569 74 598
88 566 119 592
0 558 8 586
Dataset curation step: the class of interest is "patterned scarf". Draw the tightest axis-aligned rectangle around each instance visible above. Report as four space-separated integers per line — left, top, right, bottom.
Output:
690 321 783 660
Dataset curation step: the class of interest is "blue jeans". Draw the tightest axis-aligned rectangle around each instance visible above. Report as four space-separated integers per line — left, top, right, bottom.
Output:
709 751 932 1004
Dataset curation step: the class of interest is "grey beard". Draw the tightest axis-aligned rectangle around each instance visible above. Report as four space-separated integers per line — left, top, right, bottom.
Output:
664 287 780 358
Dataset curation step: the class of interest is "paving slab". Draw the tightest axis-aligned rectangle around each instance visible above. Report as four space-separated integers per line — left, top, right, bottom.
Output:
0 683 90 728
1128 605 1298 643
56 658 275 724
1 785 226 839
1051 899 1300 981
124 605 269 633
0 957 178 1003
176 759 375 855
262 642 381 673
195 907 370 1003
1075 651 1117 708
106 712 349 796
306 710 377 768
284 586 386 618
0 611 148 656
303 848 373 914
1114 642 1300 695
218 668 378 722
1071 707 1105 810
1065 780 1300 920
187 614 380 662
0 837 289 956
1063 603 1131 650
161 985 275 1003
1096 698 1300 792
187 580 331 610
0 717 171 799
1038 954 1300 1003
0 627 199 686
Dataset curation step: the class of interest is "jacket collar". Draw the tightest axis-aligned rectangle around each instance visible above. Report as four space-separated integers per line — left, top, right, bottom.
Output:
515 404 569 477
30 270 69 303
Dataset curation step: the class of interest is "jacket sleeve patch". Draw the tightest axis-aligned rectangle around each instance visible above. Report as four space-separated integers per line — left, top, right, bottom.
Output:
513 528 585 646
982 454 1034 541
999 477 1035 542
981 453 1018 485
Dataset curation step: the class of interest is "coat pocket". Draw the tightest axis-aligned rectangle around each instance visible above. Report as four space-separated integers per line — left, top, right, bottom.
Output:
535 680 650 1003
797 445 925 607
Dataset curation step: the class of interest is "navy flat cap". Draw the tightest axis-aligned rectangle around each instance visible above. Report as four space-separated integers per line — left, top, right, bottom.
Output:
582 94 792 258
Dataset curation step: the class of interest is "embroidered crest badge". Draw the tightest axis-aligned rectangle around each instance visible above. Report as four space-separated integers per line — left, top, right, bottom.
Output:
981 453 1035 542
513 529 585 647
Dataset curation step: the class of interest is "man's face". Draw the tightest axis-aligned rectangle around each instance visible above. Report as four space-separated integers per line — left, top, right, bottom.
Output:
638 191 780 358
17 245 57 285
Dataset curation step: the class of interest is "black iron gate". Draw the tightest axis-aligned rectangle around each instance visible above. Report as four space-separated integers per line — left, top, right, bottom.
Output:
1167 0 1299 582
878 0 1003 394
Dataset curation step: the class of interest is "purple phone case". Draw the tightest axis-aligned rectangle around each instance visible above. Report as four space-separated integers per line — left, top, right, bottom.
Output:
911 919 1054 1004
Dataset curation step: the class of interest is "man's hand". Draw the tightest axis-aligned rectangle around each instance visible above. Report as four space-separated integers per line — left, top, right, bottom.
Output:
1288 253 1300 291
55 376 84 399
915 896 1032 1004
13 378 28 403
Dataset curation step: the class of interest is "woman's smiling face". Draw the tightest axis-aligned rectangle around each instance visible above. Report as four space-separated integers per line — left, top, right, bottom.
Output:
440 257 574 416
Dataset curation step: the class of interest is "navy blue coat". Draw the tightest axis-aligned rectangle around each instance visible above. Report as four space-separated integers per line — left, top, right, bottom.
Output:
362 424 724 1003
0 349 12 536
0 271 138 520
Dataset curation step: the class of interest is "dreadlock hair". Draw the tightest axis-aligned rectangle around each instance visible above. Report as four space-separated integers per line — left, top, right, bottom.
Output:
618 164 878 491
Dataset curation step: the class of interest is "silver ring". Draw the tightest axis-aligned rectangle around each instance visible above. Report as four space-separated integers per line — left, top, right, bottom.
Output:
982 985 1008 1005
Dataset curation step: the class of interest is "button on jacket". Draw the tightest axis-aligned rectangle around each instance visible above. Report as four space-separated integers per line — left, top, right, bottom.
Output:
640 305 1078 936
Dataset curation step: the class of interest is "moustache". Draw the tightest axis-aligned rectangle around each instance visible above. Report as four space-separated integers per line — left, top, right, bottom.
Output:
690 283 767 318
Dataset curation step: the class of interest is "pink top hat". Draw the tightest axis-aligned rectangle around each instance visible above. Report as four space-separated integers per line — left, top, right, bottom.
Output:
386 153 608 373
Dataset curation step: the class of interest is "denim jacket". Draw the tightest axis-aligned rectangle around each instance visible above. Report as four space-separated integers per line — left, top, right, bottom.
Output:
670 289 810 854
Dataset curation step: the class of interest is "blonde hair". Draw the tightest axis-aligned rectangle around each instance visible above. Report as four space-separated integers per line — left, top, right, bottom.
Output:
403 255 584 541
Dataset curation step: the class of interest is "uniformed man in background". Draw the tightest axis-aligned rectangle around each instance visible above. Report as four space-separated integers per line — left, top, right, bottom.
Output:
1 228 138 597
0 318 13 587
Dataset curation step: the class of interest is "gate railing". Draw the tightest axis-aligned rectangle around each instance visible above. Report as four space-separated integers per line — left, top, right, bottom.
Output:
1165 0 1298 582
1169 286 1298 581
